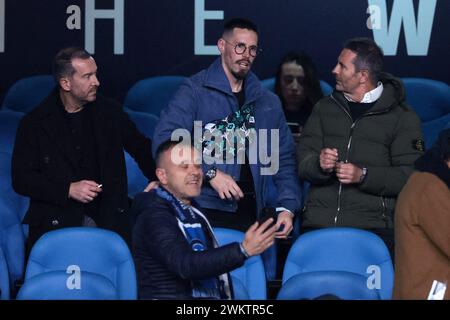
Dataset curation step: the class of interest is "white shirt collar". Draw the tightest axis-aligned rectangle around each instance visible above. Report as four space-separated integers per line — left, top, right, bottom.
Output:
344 82 384 103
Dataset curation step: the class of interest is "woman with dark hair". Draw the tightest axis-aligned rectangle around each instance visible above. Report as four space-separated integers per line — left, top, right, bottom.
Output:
274 52 323 139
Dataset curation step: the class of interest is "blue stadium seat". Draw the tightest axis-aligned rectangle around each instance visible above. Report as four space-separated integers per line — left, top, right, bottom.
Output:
17 271 118 300
319 80 333 96
0 152 27 286
0 199 26 291
213 227 267 300
126 110 159 138
124 111 159 197
260 77 333 96
282 227 394 300
0 110 24 154
0 152 29 226
277 271 381 300
0 247 10 300
124 76 186 116
260 78 275 91
24 227 137 299
2 75 55 114
402 78 450 148
230 276 250 300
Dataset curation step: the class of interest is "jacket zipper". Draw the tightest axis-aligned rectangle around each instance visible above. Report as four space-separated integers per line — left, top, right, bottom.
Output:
380 196 389 227
330 94 391 226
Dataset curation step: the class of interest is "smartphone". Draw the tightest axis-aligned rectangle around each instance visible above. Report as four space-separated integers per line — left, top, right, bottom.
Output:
258 207 277 228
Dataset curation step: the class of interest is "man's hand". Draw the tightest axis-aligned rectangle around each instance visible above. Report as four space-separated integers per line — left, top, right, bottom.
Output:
241 218 278 256
143 181 159 192
69 180 102 203
209 170 244 200
319 148 339 173
275 211 294 239
335 162 364 184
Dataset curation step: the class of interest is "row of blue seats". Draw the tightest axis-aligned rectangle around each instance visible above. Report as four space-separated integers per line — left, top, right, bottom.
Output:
1 75 450 147
1 226 393 300
0 74 448 298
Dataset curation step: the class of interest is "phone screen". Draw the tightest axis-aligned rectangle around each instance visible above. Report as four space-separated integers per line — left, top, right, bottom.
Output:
258 207 277 228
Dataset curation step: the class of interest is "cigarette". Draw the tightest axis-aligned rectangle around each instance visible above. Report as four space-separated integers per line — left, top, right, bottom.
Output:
97 184 103 188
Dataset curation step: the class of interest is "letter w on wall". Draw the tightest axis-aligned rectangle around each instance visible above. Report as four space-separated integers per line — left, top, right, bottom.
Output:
368 0 437 56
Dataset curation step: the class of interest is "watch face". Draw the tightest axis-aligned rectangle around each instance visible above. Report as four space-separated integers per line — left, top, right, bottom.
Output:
206 169 216 180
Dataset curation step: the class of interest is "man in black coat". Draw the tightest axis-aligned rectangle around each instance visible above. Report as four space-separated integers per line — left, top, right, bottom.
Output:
131 140 277 299
12 47 156 252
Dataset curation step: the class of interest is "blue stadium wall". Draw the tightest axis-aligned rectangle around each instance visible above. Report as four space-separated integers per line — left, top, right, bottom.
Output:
0 0 449 104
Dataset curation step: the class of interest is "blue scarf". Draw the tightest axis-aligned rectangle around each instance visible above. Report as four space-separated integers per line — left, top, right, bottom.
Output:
152 187 233 299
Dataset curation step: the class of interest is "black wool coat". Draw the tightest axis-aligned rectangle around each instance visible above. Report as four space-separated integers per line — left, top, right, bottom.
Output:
12 88 156 245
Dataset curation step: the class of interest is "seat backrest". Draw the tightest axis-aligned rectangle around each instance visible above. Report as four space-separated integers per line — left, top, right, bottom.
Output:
2 75 55 113
277 271 381 300
402 78 450 122
125 151 150 197
283 227 393 299
0 110 24 154
0 247 10 300
0 199 26 289
126 110 159 139
422 114 450 148
0 152 29 223
230 276 250 300
213 227 267 300
25 227 137 299
124 111 159 197
260 77 333 96
124 76 186 116
17 270 118 300
319 80 333 96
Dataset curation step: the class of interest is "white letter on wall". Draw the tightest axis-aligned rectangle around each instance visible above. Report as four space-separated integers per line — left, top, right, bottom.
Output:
0 0 5 52
368 0 437 56
85 0 124 54
194 0 223 55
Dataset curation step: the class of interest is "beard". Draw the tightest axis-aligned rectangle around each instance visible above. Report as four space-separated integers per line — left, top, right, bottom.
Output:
231 58 252 80
231 69 248 80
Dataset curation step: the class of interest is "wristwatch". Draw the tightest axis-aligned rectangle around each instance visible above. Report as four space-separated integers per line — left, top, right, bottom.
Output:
359 167 368 183
205 167 217 182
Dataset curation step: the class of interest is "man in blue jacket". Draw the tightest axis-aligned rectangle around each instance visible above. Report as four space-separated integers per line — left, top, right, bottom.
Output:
153 18 300 237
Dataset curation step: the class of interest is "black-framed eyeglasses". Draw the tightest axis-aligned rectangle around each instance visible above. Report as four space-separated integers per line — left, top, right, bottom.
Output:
223 39 262 57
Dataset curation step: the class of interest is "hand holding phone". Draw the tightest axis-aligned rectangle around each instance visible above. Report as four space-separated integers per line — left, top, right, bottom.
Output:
258 207 277 229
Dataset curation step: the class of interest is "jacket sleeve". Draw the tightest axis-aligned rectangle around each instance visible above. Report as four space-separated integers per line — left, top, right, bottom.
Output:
297 102 335 184
11 117 71 206
152 79 197 157
418 178 450 259
359 109 424 197
270 98 301 213
121 110 157 182
134 203 246 280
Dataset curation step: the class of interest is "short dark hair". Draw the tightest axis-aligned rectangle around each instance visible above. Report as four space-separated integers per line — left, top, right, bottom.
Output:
223 18 258 37
155 139 196 168
343 37 384 84
52 47 92 83
274 51 324 110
